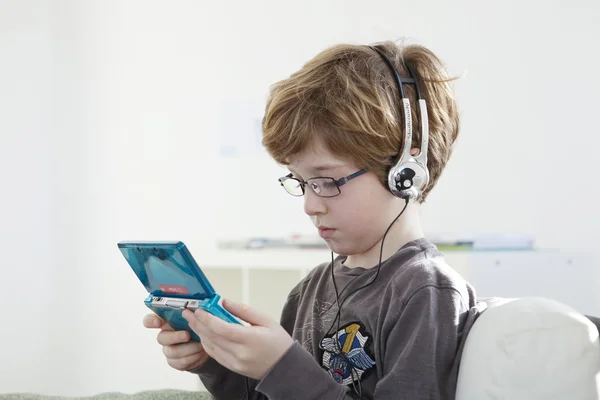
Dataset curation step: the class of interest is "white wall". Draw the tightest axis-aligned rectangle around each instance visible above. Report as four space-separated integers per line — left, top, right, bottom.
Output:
0 1 87 394
1 0 599 395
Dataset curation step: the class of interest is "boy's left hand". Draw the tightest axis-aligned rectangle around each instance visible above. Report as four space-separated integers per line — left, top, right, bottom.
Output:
181 299 293 380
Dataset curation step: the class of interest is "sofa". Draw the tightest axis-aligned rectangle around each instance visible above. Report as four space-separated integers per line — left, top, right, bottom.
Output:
3 297 599 400
456 297 600 400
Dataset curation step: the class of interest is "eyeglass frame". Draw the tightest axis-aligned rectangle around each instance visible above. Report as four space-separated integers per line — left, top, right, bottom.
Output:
278 168 368 198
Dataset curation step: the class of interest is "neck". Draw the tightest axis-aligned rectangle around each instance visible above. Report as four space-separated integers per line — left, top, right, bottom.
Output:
344 201 424 269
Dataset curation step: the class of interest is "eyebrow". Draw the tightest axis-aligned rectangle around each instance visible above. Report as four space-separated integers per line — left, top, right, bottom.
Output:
288 164 345 176
313 164 345 172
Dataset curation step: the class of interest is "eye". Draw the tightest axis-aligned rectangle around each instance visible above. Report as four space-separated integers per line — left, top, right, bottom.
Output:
309 181 322 194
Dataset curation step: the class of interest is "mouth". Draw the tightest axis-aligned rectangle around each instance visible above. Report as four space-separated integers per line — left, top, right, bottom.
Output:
317 226 336 239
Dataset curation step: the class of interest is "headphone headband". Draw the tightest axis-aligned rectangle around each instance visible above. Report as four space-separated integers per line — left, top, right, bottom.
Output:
370 45 430 200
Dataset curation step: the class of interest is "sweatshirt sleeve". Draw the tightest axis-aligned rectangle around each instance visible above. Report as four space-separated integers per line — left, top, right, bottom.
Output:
256 285 469 400
189 357 264 400
256 340 352 399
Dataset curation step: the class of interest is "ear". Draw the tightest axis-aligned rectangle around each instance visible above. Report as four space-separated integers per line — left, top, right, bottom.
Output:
410 148 420 156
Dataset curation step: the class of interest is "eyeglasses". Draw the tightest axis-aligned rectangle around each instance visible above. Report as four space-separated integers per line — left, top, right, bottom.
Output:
278 169 367 198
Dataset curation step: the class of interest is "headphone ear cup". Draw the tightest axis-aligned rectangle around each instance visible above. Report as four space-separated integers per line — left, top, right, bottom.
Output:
389 166 421 200
396 168 416 191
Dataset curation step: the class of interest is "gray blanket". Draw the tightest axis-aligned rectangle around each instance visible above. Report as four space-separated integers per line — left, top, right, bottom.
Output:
0 390 212 400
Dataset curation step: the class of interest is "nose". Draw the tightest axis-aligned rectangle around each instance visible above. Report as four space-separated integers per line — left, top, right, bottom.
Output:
303 189 327 216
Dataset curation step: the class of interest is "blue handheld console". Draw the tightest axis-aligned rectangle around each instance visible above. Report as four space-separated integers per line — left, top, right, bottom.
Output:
118 241 241 341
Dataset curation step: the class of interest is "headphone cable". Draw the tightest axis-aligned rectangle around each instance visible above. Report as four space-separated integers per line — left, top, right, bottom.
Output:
327 197 409 399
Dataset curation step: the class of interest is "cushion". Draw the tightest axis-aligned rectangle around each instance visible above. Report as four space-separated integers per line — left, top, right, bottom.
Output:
456 297 600 400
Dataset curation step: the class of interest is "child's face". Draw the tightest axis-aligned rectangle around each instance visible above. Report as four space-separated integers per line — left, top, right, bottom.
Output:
287 139 402 257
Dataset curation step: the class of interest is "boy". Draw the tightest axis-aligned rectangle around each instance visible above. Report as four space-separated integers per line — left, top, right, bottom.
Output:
143 40 479 399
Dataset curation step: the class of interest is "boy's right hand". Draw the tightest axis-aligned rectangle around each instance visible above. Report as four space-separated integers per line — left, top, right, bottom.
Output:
143 314 211 371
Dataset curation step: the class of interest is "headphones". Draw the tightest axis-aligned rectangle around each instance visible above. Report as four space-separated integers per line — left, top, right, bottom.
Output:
371 46 430 201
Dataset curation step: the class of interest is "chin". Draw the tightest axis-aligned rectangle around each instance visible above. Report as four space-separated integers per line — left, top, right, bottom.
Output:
324 239 362 257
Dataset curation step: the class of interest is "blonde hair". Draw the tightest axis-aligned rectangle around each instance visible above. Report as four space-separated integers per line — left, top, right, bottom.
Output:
261 40 460 202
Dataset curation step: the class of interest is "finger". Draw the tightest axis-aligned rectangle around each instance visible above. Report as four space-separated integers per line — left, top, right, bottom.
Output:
190 308 251 344
185 310 242 349
162 340 204 359
157 329 191 346
181 308 195 321
166 352 207 372
182 309 215 339
143 314 163 329
143 314 173 331
222 298 272 327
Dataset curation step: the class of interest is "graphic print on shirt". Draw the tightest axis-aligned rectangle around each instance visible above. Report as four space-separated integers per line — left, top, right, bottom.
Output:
294 298 337 352
320 321 376 386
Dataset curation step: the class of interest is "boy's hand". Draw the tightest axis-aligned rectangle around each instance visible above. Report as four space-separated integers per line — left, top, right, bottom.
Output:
143 314 211 371
182 299 294 380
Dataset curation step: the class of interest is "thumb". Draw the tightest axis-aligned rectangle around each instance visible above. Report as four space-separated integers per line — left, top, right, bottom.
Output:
222 298 272 327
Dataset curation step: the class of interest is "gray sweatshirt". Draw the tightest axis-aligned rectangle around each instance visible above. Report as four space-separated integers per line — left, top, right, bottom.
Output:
192 238 480 399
